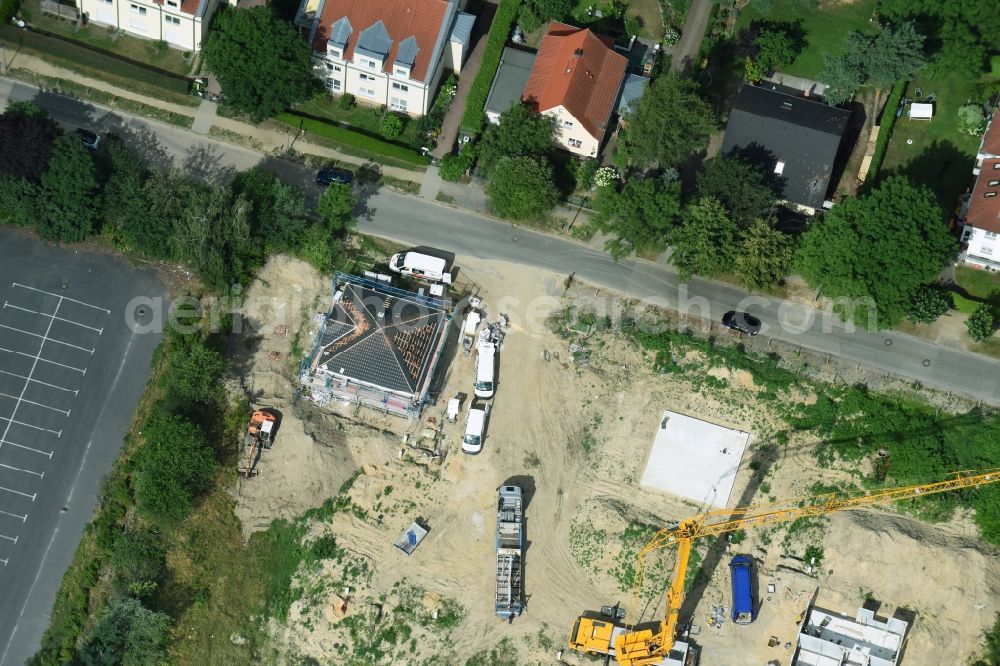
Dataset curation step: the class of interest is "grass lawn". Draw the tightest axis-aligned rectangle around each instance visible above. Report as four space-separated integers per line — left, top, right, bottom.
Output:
955 266 1000 301
21 0 192 75
296 95 422 148
570 0 662 41
878 73 984 217
734 0 876 80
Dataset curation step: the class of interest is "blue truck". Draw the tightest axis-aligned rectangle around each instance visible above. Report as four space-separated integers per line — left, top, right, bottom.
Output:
729 555 756 624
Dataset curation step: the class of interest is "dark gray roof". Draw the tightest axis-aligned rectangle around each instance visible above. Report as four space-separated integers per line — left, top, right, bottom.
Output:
329 16 352 47
396 36 418 67
449 12 475 45
615 73 647 116
484 47 536 118
356 20 391 59
318 283 447 396
721 84 851 209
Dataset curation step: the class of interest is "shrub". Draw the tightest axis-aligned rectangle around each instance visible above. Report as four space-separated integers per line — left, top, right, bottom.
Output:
460 0 521 135
439 153 468 182
967 303 997 342
78 598 172 666
276 112 429 166
487 156 558 220
577 158 599 191
379 113 403 141
338 93 356 110
958 104 987 136
593 166 618 188
862 79 907 187
906 286 952 324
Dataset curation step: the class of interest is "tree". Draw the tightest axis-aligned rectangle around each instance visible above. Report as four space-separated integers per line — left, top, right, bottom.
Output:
36 134 99 243
967 303 997 342
486 156 558 220
379 113 403 141
317 182 357 234
203 6 315 120
735 218 794 291
856 22 926 89
0 175 37 228
525 0 571 20
593 175 682 260
229 167 307 252
109 529 167 599
754 26 801 70
696 154 778 228
671 197 739 280
958 105 987 136
796 177 955 328
102 140 152 252
906 286 951 324
619 75 715 168
134 409 216 522
163 336 226 407
0 102 61 182
439 152 469 182
476 104 555 175
79 598 172 666
820 49 864 106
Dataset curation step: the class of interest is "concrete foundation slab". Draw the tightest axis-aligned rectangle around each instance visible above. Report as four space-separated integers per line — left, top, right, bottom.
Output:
640 411 750 509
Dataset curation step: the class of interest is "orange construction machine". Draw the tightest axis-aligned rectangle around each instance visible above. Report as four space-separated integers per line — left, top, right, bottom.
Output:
239 408 278 478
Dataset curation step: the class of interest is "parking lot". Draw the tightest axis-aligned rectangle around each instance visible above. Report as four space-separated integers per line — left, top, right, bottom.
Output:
0 283 109 566
0 230 166 666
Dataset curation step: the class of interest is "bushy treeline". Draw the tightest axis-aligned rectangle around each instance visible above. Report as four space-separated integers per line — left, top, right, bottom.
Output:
30 325 231 665
0 101 347 287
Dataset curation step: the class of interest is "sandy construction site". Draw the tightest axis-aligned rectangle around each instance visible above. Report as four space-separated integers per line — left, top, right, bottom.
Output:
227 253 1000 665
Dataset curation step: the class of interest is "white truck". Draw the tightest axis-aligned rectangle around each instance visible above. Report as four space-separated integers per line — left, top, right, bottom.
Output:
388 249 452 284
474 341 496 398
462 402 489 454
495 485 525 621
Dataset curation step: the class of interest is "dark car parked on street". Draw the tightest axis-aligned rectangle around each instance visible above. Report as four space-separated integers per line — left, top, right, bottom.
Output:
76 128 101 150
315 167 353 186
722 311 762 336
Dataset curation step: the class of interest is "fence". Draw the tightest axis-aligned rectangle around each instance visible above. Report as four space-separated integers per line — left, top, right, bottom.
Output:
40 0 78 20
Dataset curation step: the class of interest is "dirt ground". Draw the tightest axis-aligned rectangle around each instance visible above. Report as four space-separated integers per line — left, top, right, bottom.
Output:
228 254 999 665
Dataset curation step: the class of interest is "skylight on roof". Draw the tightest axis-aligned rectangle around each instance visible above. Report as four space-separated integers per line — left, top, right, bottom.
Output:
774 161 785 175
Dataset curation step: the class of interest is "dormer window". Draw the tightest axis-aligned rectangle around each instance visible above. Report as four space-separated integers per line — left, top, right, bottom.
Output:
394 67 409 78
329 47 341 59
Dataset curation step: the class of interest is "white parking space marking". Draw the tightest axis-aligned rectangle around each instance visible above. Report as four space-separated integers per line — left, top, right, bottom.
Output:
0 533 17 543
0 416 61 437
0 463 43 479
12 283 112 314
0 438 53 458
3 302 104 334
0 485 34 500
0 509 27 522
0 370 78 395
0 392 71 417
0 346 86 374
0 324 95 355
0 557 7 566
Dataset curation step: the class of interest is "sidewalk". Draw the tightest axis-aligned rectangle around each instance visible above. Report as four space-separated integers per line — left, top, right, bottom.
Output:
4 51 425 184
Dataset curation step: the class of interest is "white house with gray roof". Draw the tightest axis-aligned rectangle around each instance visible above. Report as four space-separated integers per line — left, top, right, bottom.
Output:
296 0 474 115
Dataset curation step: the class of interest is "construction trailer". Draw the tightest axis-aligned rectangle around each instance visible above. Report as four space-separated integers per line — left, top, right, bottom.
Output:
301 273 453 419
495 485 525 621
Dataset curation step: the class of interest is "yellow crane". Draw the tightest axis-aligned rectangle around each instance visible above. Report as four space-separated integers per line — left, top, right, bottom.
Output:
568 469 1000 666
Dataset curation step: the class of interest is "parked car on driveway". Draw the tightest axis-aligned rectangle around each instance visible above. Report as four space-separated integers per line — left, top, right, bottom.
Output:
76 128 101 150
722 310 762 336
315 167 353 186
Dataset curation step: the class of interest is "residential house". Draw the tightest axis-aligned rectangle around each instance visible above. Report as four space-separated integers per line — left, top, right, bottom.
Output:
295 0 474 116
484 47 536 125
960 109 1000 270
721 83 852 214
521 23 627 158
974 107 1000 175
80 0 216 51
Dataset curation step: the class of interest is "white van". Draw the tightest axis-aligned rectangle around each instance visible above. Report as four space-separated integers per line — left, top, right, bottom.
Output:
474 341 496 398
389 250 452 283
462 403 490 454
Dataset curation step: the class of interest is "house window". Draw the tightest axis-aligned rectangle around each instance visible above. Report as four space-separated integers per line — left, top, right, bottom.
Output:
130 4 146 14
987 231 998 239
333 65 342 72
359 57 376 69
330 48 341 59
774 161 786 175
982 246 994 255
390 97 407 112
391 82 408 92
563 120 573 129
165 15 180 24
329 79 341 91
359 87 376 98
166 0 177 6
100 0 111 4
568 138 582 149
394 67 408 77
359 73 375 82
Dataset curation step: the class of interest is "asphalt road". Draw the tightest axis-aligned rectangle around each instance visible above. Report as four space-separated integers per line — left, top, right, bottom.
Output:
2 78 997 405
0 230 166 666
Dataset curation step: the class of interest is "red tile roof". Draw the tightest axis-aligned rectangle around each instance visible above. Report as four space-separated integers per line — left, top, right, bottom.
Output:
967 158 1000 234
981 111 1000 157
312 0 449 82
151 0 200 18
521 23 627 141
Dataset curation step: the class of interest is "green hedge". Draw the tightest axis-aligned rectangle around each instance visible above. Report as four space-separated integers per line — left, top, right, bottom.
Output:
863 79 907 188
276 111 429 166
459 0 521 136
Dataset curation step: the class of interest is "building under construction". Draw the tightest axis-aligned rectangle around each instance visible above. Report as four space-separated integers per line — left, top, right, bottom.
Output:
794 594 909 666
301 273 453 418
